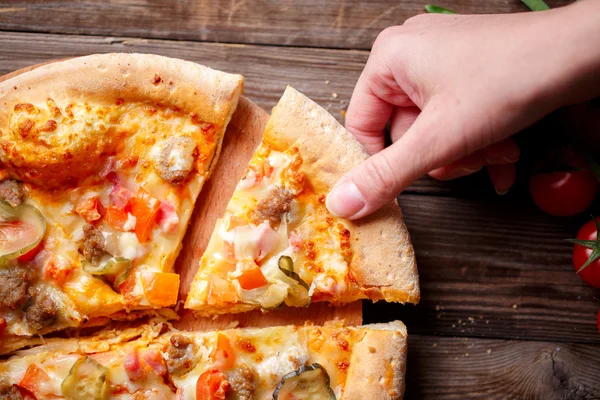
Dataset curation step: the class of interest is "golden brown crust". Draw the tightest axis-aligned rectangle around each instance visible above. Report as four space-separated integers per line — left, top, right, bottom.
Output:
344 321 408 400
265 86 419 304
0 53 243 187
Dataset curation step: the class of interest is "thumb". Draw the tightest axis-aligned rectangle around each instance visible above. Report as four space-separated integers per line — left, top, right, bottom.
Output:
326 102 464 219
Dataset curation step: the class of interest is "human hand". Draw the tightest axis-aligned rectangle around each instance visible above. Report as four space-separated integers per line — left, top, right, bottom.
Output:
326 1 600 219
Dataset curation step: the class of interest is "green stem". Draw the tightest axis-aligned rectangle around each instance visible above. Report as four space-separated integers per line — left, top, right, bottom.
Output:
520 0 550 11
424 4 456 14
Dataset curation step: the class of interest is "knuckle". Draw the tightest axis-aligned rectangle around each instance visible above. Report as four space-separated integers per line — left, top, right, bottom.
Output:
358 156 399 200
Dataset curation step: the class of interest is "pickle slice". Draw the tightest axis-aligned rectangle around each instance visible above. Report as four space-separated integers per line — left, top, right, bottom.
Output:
273 363 336 400
61 356 108 400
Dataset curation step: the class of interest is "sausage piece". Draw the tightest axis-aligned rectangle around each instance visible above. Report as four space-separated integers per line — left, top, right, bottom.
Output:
79 224 108 265
0 179 24 207
154 136 198 183
251 186 294 224
0 268 29 309
0 385 24 400
24 286 58 331
226 364 255 400
166 334 196 375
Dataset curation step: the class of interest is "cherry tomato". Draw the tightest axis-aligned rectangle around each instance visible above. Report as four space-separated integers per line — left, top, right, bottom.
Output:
529 170 597 216
570 218 600 288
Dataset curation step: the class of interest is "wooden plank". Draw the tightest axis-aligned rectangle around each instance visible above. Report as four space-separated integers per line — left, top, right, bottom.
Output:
404 335 600 399
0 0 572 50
364 194 600 344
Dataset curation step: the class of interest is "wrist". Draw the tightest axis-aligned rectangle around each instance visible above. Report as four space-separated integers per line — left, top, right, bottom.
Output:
538 1 600 109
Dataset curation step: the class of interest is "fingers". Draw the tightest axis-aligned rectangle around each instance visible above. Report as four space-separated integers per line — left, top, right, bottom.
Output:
328 102 452 219
345 30 414 155
487 164 516 195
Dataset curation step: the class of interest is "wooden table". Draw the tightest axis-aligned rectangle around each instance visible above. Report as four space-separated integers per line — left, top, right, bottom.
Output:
0 1 598 398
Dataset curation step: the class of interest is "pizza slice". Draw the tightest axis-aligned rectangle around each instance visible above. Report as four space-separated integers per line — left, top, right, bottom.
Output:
0 320 408 399
0 54 243 351
185 86 419 315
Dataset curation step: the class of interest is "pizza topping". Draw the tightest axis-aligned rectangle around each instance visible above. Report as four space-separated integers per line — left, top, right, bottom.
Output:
0 385 24 400
0 267 29 309
109 184 132 209
226 364 256 400
153 136 198 183
251 186 294 225
0 179 24 208
75 194 104 223
0 200 46 263
123 348 144 381
129 188 161 242
157 202 179 233
213 333 236 370
18 364 53 397
196 369 230 400
278 256 311 307
139 349 168 377
83 256 131 289
140 272 180 307
236 260 268 290
104 207 135 232
61 356 108 400
24 285 58 331
273 363 336 400
166 334 197 375
79 224 109 265
43 254 74 286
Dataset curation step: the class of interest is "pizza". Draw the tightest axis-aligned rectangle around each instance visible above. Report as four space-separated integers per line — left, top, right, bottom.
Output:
185 87 419 315
0 54 243 352
0 320 407 400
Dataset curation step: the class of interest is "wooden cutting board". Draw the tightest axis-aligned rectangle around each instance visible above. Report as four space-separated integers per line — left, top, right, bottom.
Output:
0 60 362 332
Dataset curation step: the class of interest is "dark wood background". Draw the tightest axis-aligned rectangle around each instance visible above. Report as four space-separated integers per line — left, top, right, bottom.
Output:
1 1 599 398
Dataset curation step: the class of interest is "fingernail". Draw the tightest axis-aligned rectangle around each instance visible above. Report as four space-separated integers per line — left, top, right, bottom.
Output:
458 166 482 175
496 188 509 195
326 181 365 218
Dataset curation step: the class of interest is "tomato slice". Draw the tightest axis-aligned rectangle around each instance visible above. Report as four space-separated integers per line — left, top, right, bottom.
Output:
213 333 236 370
19 364 52 396
17 241 43 262
237 266 268 290
196 369 230 400
129 188 161 242
140 272 180 307
105 206 130 231
75 196 104 222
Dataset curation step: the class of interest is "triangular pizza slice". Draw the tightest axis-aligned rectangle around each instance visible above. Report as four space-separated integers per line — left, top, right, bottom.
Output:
0 53 243 352
186 86 419 315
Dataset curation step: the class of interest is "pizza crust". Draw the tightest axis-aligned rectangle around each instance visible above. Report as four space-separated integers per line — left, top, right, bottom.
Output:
0 53 243 187
264 86 419 304
344 321 408 400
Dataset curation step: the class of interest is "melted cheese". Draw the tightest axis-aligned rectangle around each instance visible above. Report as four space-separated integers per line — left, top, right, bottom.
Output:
0 323 379 400
2 99 220 338
188 145 355 311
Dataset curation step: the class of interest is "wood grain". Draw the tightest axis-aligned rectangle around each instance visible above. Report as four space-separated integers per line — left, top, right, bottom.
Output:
405 335 600 399
0 0 573 50
364 194 600 344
